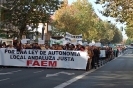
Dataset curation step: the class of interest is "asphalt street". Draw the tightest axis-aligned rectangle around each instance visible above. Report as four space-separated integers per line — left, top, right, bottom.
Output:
0 49 133 88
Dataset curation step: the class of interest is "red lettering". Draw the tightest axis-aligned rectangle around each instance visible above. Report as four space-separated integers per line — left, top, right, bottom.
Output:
41 61 47 66
27 60 32 66
33 60 40 66
26 60 57 67
48 61 57 67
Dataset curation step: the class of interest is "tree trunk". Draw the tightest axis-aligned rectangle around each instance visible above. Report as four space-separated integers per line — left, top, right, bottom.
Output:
18 27 25 43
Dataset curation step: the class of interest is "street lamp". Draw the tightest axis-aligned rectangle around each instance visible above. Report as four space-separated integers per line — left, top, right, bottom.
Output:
42 24 45 40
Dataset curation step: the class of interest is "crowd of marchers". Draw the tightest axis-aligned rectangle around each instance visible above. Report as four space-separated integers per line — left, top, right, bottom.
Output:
0 42 126 71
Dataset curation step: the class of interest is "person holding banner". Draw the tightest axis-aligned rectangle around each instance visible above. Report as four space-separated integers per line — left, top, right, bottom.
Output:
54 44 59 50
7 44 14 49
2 42 6 48
74 45 79 50
57 45 63 50
51 45 56 50
63 44 70 50
45 44 51 50
85 46 94 71
22 44 26 49
25 44 32 49
80 46 85 51
91 46 100 69
40 45 45 50
35 43 41 50
15 43 22 51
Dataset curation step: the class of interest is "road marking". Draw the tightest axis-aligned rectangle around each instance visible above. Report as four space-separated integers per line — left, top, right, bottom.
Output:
0 72 12 75
9 70 22 73
34 70 44 73
54 55 120 88
46 71 75 77
118 54 122 57
54 69 96 88
0 78 10 82
0 70 22 75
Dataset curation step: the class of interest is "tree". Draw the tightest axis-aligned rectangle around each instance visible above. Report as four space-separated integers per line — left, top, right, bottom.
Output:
95 0 132 24
52 0 122 42
1 0 62 39
125 25 133 38
125 38 133 45
111 28 123 43
95 0 133 38
93 21 105 41
53 10 81 34
53 0 96 40
100 23 112 43
99 22 123 44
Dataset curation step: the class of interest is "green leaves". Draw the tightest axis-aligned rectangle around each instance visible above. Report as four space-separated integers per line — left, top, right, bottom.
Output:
53 0 95 37
96 0 133 38
1 0 62 39
52 0 122 43
125 25 133 38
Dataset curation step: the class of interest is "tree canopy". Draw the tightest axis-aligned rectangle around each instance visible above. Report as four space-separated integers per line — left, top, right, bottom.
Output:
1 0 62 39
52 0 123 43
95 0 132 38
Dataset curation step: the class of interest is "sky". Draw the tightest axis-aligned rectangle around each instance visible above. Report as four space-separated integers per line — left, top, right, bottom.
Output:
68 0 128 40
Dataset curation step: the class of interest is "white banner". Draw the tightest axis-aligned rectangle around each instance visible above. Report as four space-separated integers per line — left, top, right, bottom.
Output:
95 42 101 47
100 50 106 57
65 32 82 45
0 49 88 70
38 40 45 44
50 38 65 45
89 43 95 46
21 39 30 44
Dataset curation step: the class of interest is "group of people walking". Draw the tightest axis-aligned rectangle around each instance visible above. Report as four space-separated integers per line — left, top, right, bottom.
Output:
0 41 125 71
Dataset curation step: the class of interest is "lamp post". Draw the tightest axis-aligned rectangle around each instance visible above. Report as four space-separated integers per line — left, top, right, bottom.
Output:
42 24 45 40
35 30 38 43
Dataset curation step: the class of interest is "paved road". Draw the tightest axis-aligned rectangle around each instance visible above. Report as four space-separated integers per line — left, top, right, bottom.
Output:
0 67 86 88
0 49 133 88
